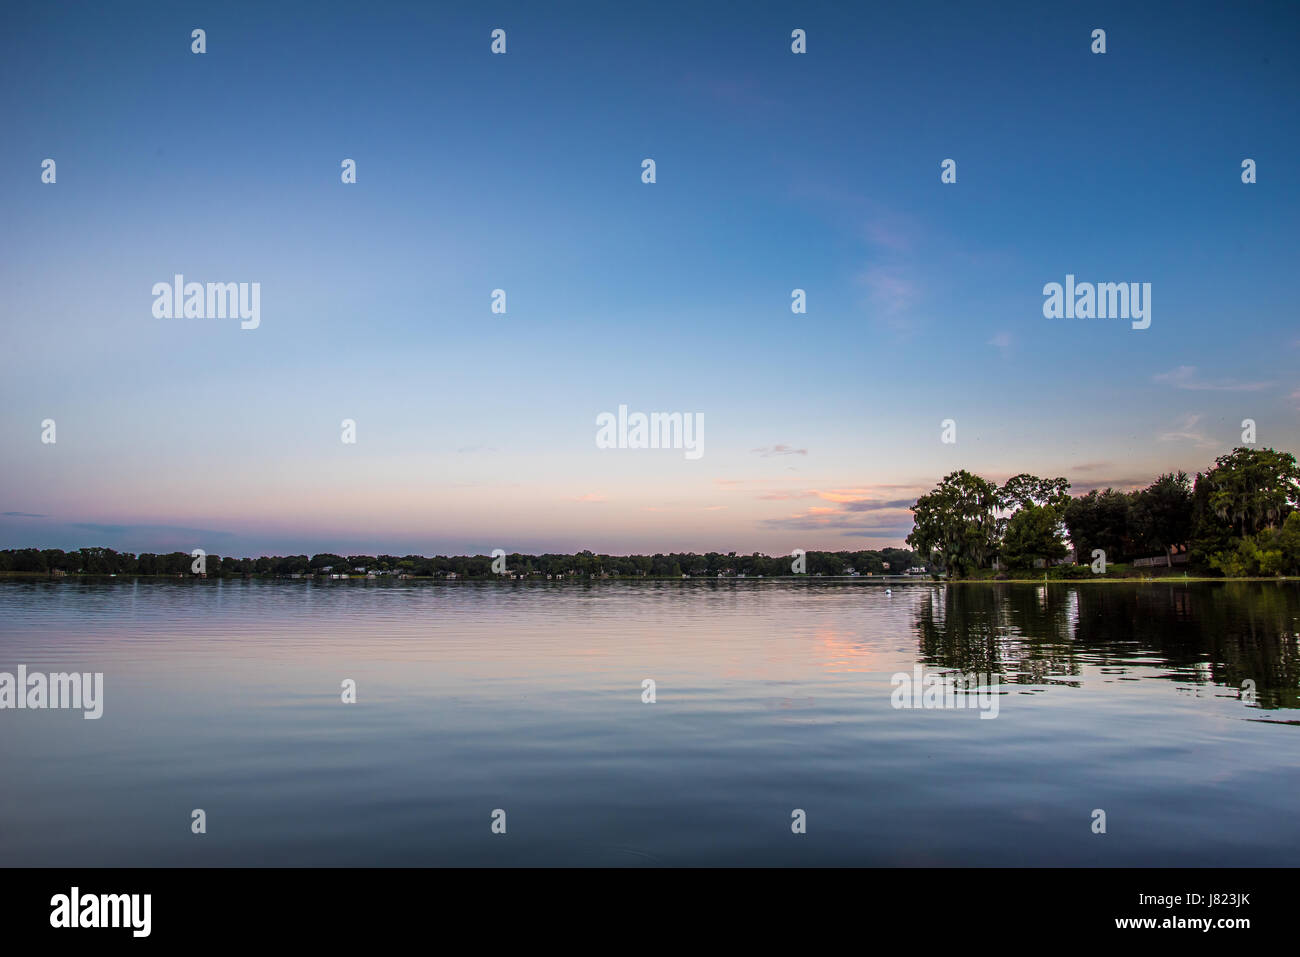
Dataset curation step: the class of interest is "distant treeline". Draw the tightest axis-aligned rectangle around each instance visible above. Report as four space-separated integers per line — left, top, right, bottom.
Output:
0 547 919 580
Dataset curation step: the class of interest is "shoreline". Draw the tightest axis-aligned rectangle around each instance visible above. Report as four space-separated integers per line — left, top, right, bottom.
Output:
1 572 1296 584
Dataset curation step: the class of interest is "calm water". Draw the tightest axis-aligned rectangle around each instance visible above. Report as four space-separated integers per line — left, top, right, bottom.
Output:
1 579 1297 866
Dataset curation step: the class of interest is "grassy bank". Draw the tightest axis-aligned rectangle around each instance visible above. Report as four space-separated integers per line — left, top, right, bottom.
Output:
945 564 1298 583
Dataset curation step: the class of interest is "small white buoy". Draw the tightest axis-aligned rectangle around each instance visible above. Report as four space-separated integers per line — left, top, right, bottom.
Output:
885 588 892 596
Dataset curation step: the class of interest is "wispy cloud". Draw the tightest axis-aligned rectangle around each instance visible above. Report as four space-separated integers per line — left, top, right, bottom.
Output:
1156 413 1217 449
71 522 234 538
1153 366 1272 392
50 524 240 551
757 486 921 539
841 497 918 512
1069 476 1158 494
573 493 607 503
858 265 918 327
2 511 46 518
864 218 915 253
751 444 808 457
759 513 915 537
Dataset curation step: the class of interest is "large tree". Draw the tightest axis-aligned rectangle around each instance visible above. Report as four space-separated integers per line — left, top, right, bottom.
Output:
1202 447 1300 538
997 474 1070 566
1064 488 1136 564
907 470 1001 577
1000 503 1069 569
1130 471 1194 564
998 474 1071 513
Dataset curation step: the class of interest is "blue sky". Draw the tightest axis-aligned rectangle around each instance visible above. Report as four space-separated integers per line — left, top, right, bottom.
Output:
1 0 1298 556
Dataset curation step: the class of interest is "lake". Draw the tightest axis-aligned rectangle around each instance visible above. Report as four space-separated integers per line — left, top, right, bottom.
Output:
1 579 1297 866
